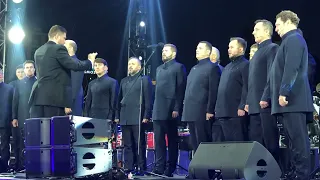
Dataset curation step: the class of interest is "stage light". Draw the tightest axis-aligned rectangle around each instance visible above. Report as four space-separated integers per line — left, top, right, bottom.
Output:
12 0 23 3
8 25 25 44
139 21 145 27
139 56 142 60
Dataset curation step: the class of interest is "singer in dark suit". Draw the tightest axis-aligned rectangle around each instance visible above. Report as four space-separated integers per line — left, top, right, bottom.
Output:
65 40 84 116
215 37 249 141
115 57 152 174
152 44 187 177
263 11 313 179
11 61 36 171
182 41 221 151
29 25 95 118
0 69 13 172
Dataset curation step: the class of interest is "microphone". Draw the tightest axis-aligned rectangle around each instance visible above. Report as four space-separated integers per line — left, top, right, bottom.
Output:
147 42 164 48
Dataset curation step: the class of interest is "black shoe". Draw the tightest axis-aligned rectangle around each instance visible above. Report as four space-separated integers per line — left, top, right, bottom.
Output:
152 169 164 175
164 168 174 177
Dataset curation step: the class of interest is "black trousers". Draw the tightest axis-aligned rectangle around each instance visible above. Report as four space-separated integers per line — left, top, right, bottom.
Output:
278 112 310 179
11 127 25 170
212 119 225 142
188 120 214 152
219 117 246 141
249 114 264 145
153 120 178 172
121 125 146 171
0 128 10 172
260 112 279 163
30 105 65 118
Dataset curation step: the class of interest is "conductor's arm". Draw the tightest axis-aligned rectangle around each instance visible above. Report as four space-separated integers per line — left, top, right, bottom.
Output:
56 45 92 71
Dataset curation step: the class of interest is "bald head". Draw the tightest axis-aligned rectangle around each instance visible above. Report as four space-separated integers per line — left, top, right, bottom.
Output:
210 47 220 63
64 40 77 56
128 57 142 76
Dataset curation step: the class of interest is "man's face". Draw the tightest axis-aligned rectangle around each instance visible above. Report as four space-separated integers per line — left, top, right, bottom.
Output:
128 59 141 75
275 18 286 37
55 32 66 45
210 49 218 63
228 40 243 58
196 43 210 60
0 70 3 83
249 47 258 60
16 68 25 80
162 46 175 62
24 63 35 77
94 62 108 75
252 22 269 43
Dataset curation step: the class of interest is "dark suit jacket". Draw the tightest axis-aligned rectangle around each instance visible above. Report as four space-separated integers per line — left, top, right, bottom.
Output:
247 40 278 114
0 83 13 128
30 41 92 108
152 59 187 121
182 58 221 121
263 30 314 114
12 76 37 127
116 74 153 125
71 55 84 115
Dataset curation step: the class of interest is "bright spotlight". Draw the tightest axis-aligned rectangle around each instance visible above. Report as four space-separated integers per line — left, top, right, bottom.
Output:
139 56 142 60
139 21 145 27
12 0 23 3
8 26 25 44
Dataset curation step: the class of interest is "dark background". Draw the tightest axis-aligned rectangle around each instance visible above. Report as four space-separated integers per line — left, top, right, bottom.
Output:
5 0 320 89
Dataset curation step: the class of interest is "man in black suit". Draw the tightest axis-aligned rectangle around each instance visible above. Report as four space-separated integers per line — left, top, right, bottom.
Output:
264 10 314 179
84 58 119 120
115 57 152 174
0 68 14 172
245 20 279 162
29 25 96 118
11 60 37 171
65 40 85 116
215 37 249 141
182 41 221 150
152 44 186 177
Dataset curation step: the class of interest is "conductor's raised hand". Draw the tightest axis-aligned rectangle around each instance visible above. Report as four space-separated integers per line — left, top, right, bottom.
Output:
88 52 98 62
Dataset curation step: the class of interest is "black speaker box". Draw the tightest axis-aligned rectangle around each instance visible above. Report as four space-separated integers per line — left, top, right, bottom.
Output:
24 116 71 147
188 141 281 180
25 147 76 178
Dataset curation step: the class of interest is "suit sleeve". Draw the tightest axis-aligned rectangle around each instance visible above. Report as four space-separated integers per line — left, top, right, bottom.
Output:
84 82 92 117
115 80 123 120
238 62 249 110
261 45 279 102
280 36 304 97
207 65 221 114
12 86 19 120
108 80 119 120
143 76 153 119
174 64 187 112
56 45 92 71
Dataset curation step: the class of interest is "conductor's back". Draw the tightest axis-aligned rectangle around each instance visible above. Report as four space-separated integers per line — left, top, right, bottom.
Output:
29 25 96 118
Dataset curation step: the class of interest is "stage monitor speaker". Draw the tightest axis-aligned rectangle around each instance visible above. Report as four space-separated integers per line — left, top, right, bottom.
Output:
188 141 281 180
72 116 112 146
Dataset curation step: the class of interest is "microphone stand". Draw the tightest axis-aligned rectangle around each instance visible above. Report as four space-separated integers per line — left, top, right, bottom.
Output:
120 48 167 178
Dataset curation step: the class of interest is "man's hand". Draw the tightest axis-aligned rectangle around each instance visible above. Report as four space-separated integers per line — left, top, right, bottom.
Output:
88 52 98 62
142 119 148 123
244 105 249 112
172 111 179 118
206 113 214 120
65 108 72 115
259 101 269 109
238 109 245 116
114 119 119 124
12 119 18 127
279 95 288 107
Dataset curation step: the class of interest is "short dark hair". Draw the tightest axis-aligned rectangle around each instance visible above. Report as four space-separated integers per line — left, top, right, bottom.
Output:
276 10 300 26
199 41 212 53
230 37 247 52
48 25 67 39
94 58 108 66
254 19 274 36
164 44 177 54
250 43 258 49
16 64 23 70
23 60 35 68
